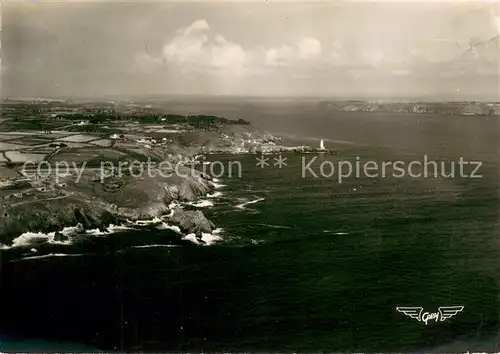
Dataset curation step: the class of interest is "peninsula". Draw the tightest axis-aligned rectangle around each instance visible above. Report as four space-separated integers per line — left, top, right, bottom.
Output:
0 98 295 249
318 100 500 116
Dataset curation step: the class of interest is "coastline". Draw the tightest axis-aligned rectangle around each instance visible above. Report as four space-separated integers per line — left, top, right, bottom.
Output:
0 99 337 254
0 169 229 256
0 109 315 255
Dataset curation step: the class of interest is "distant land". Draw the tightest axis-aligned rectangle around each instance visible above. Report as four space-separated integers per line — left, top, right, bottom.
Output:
4 96 500 117
318 100 500 116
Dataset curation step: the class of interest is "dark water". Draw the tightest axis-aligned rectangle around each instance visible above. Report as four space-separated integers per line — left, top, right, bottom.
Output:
0 109 499 352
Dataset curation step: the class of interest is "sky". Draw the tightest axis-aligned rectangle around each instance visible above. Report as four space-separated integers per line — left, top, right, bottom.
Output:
1 0 500 99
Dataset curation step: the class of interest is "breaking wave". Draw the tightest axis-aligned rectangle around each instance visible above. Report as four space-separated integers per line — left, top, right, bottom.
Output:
182 228 223 246
207 191 223 198
1 182 230 263
134 217 163 226
185 199 214 208
129 244 179 249
156 222 182 234
235 196 265 210
12 253 87 262
11 230 71 248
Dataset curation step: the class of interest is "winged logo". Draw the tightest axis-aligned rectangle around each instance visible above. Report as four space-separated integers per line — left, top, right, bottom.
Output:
438 306 464 321
396 306 464 324
396 307 423 321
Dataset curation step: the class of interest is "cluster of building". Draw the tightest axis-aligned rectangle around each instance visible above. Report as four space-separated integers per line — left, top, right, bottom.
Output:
136 137 173 149
110 133 126 140
0 177 67 202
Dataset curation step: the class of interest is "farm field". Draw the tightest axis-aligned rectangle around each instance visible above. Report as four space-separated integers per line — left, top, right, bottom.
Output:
0 143 30 151
58 134 101 143
4 151 46 163
0 166 21 179
89 139 113 147
155 129 185 133
0 134 28 141
10 137 54 146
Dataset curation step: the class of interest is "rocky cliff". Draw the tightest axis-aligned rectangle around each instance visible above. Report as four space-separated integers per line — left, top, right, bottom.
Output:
0 165 217 247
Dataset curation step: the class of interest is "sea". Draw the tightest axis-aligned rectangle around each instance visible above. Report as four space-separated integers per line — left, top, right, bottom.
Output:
0 102 499 352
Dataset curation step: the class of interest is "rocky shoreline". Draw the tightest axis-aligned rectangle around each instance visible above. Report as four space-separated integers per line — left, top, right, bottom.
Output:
1 137 340 250
0 100 337 250
0 164 221 249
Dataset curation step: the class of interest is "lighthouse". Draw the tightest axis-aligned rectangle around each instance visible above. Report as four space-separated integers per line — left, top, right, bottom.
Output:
320 139 326 151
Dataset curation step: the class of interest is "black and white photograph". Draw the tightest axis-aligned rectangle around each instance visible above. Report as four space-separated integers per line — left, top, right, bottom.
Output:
0 0 499 352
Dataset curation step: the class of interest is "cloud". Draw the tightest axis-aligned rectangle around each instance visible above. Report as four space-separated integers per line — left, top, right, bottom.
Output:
361 48 384 67
140 19 325 78
494 16 500 33
264 37 322 66
183 19 210 36
210 35 247 70
135 15 497 93
265 45 294 67
159 19 248 76
297 37 322 59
